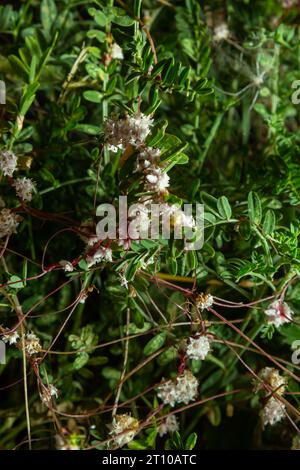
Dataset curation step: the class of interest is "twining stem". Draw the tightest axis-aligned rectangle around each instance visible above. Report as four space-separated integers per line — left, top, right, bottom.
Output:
112 307 130 419
13 295 31 450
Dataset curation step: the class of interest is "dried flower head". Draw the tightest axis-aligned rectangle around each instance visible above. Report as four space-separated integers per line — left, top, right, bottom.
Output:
0 208 21 238
195 293 214 311
0 150 18 176
157 370 199 407
186 334 212 361
158 415 179 437
25 332 42 356
109 414 139 448
13 177 36 202
255 367 286 395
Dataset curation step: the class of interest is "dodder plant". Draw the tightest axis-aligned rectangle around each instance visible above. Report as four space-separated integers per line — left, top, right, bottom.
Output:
0 0 300 450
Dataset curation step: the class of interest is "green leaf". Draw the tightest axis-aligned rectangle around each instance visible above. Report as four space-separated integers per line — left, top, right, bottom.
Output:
83 90 103 103
9 275 25 289
40 0 57 40
111 7 135 26
217 196 232 220
143 332 167 356
185 433 197 450
262 209 276 235
74 124 101 135
248 191 262 225
73 352 89 370
146 119 168 147
87 30 106 43
88 8 107 27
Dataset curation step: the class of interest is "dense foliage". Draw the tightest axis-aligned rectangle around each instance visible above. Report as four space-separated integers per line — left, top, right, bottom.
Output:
0 0 300 450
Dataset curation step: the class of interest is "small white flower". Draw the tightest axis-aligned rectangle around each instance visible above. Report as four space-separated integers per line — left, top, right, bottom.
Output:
145 167 170 193
41 384 58 405
158 415 179 437
261 397 286 426
110 414 139 448
213 23 230 42
0 208 21 238
25 332 42 356
105 113 153 149
86 246 112 267
157 370 199 407
2 329 19 345
255 367 286 395
0 150 17 176
119 272 128 289
111 43 124 60
13 177 36 202
195 293 214 311
79 291 88 304
135 147 161 172
59 260 74 272
264 300 293 327
186 334 211 361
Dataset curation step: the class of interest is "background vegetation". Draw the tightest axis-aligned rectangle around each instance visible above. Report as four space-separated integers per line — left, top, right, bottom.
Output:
0 0 300 450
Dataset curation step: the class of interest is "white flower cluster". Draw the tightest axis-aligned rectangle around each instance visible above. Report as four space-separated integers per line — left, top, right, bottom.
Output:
135 147 161 172
255 367 287 427
186 334 212 361
157 370 199 407
111 43 124 60
41 384 58 405
145 167 170 193
2 329 19 345
25 332 42 356
213 23 230 42
0 150 18 176
158 415 179 437
195 293 214 311
264 300 293 327
105 112 153 150
13 177 36 202
0 208 21 239
109 414 139 448
261 396 286 427
0 150 36 239
86 246 112 268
